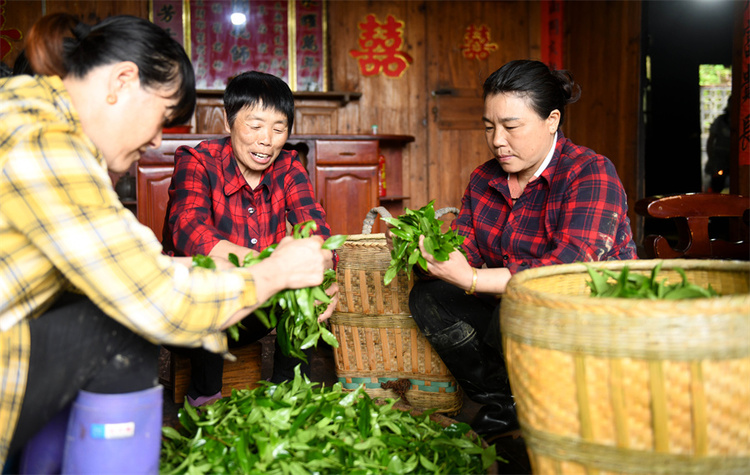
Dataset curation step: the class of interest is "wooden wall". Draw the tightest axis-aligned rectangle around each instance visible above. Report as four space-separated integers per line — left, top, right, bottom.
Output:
564 0 642 236
3 0 645 237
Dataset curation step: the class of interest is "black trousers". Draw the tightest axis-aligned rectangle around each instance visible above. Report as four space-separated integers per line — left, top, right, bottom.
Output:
8 292 158 456
409 278 503 353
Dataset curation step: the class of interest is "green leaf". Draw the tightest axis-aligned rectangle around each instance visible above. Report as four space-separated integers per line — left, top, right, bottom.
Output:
228 253 240 267
192 254 216 269
320 326 339 348
323 234 347 250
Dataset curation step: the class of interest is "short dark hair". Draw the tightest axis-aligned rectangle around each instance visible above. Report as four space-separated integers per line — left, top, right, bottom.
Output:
223 71 295 131
26 13 195 127
483 60 581 129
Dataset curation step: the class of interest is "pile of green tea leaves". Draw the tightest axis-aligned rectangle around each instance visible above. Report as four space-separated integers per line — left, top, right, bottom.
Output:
160 368 504 474
585 262 720 299
381 201 466 286
192 221 346 361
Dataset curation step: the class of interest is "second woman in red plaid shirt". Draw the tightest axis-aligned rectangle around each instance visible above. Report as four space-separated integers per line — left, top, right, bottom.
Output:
162 71 337 407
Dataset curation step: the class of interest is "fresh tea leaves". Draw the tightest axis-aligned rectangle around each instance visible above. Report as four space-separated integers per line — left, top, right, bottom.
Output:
381 200 466 286
191 221 346 361
585 262 720 299
160 368 505 474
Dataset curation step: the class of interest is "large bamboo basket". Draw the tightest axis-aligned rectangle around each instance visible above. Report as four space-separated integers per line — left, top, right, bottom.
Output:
329 207 463 415
500 259 750 474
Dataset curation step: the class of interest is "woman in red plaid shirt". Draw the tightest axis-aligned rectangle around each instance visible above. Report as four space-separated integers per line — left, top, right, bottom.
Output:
408 60 637 440
162 71 337 407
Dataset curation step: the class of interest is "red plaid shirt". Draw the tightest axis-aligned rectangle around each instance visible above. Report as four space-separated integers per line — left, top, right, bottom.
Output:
163 137 332 258
453 132 637 274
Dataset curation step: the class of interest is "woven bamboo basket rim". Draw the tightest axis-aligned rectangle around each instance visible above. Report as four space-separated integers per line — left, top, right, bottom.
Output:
341 233 387 243
501 259 750 361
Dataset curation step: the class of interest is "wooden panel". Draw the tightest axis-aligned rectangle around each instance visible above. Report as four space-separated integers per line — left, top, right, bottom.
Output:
425 1 537 210
195 96 225 134
434 95 485 130
316 140 378 165
136 165 173 240
294 103 339 135
564 1 642 241
315 165 379 236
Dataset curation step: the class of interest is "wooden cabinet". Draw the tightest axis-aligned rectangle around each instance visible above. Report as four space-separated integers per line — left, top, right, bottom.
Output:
135 134 413 241
314 140 379 235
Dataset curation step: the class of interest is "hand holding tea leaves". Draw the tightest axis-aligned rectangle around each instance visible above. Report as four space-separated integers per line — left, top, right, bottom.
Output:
192 221 347 361
381 200 466 286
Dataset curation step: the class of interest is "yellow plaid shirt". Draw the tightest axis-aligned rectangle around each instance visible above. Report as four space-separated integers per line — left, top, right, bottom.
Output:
0 75 259 462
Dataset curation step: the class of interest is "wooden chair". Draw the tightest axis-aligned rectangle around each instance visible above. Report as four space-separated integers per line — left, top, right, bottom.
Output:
635 193 750 260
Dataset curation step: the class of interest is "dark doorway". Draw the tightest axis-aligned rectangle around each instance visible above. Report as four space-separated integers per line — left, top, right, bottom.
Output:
641 0 735 238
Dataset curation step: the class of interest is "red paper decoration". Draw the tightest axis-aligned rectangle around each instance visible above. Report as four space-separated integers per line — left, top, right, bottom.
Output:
349 14 413 78
541 0 564 71
461 24 498 60
0 0 23 62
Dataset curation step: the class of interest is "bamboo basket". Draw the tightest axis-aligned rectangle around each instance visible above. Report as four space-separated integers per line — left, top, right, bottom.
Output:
329 207 463 415
500 259 750 474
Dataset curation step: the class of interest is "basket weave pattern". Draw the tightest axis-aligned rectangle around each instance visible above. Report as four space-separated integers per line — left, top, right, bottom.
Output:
330 313 462 415
501 259 750 474
334 234 412 315
329 208 463 415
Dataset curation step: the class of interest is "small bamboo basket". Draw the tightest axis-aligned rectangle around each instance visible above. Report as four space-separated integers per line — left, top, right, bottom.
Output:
500 259 750 474
329 207 463 415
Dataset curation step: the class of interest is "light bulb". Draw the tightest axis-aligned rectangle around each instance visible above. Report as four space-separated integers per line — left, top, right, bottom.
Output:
231 12 247 26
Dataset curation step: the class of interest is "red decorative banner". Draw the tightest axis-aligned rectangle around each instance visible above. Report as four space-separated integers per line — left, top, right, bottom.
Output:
150 0 326 91
540 0 564 71
151 0 185 48
461 24 498 61
294 0 325 91
0 0 22 62
192 0 288 89
350 14 413 78
740 0 749 165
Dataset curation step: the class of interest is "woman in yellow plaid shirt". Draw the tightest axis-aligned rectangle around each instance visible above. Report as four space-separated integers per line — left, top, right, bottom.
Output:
0 13 334 473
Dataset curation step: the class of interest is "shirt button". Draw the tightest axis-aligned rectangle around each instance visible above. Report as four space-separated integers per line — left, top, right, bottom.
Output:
503 255 509 261
247 207 255 214
250 238 258 245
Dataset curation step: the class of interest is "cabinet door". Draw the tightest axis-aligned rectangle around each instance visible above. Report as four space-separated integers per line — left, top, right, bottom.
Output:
136 165 174 242
315 165 379 236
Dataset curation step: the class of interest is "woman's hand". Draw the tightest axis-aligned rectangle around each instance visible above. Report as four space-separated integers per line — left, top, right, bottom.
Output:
266 236 331 290
417 235 475 291
317 282 339 322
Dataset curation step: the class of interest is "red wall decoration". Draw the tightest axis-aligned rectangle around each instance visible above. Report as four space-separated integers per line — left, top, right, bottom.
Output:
0 0 22 62
540 0 564 71
349 13 412 78
461 24 498 61
150 0 326 91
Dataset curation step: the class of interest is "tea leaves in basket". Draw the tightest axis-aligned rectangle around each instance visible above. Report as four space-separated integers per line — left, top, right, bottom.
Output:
381 200 466 286
585 262 720 299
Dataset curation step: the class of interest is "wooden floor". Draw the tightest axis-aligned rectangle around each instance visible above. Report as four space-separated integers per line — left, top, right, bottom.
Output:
161 334 532 475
